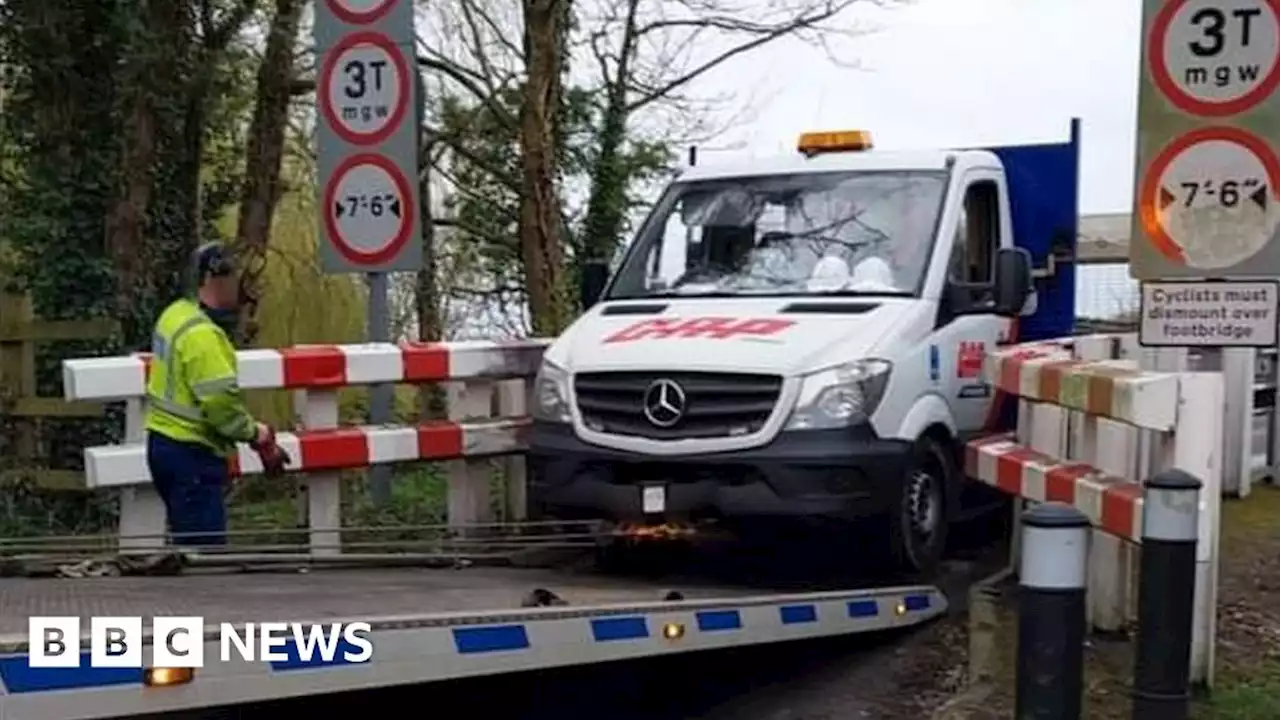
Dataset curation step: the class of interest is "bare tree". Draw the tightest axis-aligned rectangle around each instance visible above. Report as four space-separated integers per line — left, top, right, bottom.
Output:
236 0 307 344
578 0 878 262
413 0 887 334
516 0 571 334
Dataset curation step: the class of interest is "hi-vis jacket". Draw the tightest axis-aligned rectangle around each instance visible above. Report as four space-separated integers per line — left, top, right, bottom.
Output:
145 299 257 456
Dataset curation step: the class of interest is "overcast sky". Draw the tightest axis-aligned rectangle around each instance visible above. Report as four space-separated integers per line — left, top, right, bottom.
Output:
685 0 1142 214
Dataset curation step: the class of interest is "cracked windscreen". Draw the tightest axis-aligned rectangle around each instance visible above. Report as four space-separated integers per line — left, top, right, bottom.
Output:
607 170 948 300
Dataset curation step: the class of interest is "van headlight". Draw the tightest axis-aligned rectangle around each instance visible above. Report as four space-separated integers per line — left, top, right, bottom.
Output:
533 360 572 424
784 359 892 430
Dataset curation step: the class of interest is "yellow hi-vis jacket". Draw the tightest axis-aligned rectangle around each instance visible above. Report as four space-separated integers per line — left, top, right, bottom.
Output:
144 299 257 456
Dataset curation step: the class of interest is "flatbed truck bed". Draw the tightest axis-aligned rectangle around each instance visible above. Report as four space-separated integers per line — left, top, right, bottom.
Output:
0 566 945 720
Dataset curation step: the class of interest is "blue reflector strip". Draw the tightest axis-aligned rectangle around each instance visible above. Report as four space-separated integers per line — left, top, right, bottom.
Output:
779 604 817 624
904 594 931 611
847 600 879 618
452 625 530 654
591 617 649 642
695 610 742 632
0 653 143 693
269 637 369 671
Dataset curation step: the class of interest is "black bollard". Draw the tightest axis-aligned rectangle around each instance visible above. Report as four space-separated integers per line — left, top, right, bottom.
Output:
1132 469 1202 720
1016 502 1090 720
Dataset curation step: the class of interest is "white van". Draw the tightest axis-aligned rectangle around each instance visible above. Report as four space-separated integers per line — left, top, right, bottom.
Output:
528 126 1080 575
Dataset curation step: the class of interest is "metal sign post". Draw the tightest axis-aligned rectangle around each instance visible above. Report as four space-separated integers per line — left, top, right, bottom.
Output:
1133 0 1280 498
315 0 422 505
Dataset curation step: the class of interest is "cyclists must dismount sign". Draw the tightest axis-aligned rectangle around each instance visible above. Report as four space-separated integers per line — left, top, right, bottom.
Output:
1131 0 1280 281
314 0 421 274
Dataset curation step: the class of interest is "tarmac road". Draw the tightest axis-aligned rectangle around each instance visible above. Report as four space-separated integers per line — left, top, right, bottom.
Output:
178 513 1010 720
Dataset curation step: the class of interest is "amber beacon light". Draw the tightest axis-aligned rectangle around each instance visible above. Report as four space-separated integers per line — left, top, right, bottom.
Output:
144 667 195 687
797 130 874 156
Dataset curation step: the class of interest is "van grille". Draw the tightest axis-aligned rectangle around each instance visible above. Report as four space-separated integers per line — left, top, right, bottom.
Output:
574 371 782 440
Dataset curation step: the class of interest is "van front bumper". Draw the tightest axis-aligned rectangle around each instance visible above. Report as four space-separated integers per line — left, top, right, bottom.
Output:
527 421 912 523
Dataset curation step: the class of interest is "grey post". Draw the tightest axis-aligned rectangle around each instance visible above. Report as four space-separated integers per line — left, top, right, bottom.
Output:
367 271 392 505
1017 502 1090 720
315 0 423 506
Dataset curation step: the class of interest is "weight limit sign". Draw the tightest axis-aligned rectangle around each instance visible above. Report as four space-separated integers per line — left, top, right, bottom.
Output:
322 153 415 266
1149 0 1280 116
1139 126 1280 268
318 31 410 145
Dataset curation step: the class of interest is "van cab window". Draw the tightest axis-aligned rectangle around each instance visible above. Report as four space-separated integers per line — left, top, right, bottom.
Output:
608 170 948 300
948 179 1000 284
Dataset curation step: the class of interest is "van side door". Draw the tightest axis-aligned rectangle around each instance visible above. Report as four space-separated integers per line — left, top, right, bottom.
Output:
932 170 1014 436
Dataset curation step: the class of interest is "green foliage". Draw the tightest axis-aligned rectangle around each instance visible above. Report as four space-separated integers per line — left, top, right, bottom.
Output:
0 0 272 536
0 0 125 322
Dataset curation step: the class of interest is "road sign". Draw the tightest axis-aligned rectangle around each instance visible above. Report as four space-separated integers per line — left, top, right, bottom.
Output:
1139 280 1279 346
324 0 398 25
319 31 410 146
1131 0 1280 280
1138 126 1280 269
315 0 420 274
323 153 415 265
1149 0 1280 117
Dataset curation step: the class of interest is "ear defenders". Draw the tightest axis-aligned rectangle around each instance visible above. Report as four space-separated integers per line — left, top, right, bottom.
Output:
190 242 234 289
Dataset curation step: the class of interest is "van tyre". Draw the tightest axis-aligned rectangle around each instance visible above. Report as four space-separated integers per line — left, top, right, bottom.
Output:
887 436 952 577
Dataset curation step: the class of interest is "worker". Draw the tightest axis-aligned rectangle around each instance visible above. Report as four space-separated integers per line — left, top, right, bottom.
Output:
144 242 288 547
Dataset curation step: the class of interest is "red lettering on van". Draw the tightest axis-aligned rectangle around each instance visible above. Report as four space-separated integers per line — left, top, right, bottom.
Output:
602 317 796 344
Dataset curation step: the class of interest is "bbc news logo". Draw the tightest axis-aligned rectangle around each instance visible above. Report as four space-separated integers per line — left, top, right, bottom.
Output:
28 617 374 668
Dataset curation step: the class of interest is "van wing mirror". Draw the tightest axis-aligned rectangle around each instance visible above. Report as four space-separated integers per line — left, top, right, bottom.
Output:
992 247 1033 317
580 261 610 310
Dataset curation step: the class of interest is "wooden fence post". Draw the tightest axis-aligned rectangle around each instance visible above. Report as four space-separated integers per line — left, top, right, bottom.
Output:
0 290 115 489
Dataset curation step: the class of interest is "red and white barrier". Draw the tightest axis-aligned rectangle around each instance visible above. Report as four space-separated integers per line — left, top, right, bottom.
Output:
85 418 530 487
62 340 549 400
964 333 1222 684
62 340 547 558
965 433 1144 542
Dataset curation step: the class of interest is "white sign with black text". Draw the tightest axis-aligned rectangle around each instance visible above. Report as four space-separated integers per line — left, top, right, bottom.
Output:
1140 280 1280 346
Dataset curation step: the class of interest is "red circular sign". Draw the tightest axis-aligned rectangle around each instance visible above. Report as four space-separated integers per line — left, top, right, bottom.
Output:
318 31 410 146
1148 0 1280 116
1139 125 1280 263
322 153 415 266
324 0 397 25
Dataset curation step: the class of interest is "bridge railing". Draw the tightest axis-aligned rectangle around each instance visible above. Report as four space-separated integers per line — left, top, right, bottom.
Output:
61 340 549 554
965 333 1223 683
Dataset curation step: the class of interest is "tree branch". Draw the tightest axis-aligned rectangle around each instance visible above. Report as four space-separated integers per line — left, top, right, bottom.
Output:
417 55 519 130
206 0 259 52
625 0 858 113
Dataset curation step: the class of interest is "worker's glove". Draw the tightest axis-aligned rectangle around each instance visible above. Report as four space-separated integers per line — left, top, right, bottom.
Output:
249 423 291 478
258 442 292 478
249 422 275 452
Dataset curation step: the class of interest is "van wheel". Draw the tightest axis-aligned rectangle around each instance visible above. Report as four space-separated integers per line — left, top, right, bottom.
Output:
888 436 951 577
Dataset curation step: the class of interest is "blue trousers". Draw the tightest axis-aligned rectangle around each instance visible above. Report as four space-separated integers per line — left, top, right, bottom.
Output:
146 432 228 547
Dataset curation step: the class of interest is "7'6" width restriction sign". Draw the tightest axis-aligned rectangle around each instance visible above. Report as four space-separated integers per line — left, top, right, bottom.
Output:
322 153 415 266
1139 125 1280 269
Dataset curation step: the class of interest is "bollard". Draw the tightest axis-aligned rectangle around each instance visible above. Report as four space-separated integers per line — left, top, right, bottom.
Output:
1016 502 1090 720
1132 469 1202 720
